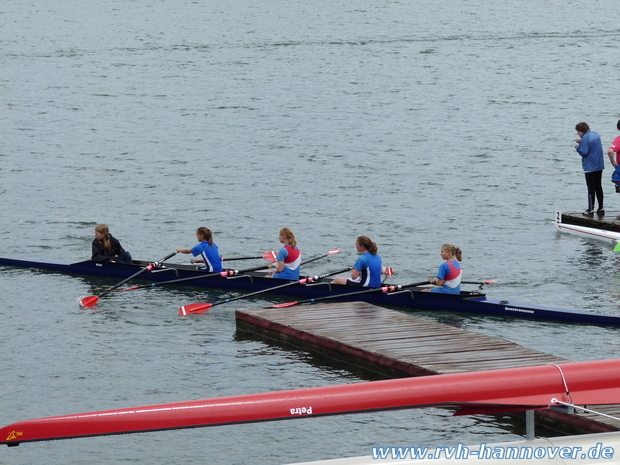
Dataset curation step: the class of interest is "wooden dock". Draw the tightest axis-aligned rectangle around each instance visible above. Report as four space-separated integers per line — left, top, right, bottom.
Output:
236 301 620 434
561 211 620 232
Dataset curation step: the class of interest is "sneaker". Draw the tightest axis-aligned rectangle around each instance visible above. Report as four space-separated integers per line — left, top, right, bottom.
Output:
597 209 605 217
583 210 594 218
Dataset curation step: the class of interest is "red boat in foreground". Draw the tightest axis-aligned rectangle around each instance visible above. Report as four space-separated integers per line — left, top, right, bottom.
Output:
2 359 620 446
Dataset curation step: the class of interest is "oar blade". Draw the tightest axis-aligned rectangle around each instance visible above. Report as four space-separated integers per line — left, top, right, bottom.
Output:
614 241 620 252
178 303 212 315
79 295 99 308
382 266 394 276
326 248 339 255
270 301 299 308
461 279 497 286
263 251 278 262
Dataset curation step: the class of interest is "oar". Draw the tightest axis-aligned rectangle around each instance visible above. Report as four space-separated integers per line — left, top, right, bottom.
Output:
271 280 430 308
381 266 394 284
111 248 341 294
79 251 178 307
221 251 277 262
299 248 339 265
111 263 277 293
179 267 352 315
462 279 497 289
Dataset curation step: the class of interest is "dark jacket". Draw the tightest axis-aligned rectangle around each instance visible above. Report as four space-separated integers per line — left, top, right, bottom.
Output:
92 234 126 263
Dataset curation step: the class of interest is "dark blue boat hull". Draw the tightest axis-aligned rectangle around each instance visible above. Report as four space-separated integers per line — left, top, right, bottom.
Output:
1 257 619 326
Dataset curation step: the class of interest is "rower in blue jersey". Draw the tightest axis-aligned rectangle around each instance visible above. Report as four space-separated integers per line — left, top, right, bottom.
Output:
332 235 382 287
176 227 223 272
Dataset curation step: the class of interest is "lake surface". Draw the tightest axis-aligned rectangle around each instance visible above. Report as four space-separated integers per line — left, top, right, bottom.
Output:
2 1 620 463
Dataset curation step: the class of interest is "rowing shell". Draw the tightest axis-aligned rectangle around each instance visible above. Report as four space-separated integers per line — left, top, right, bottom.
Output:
1 359 619 446
2 256 620 326
554 221 620 244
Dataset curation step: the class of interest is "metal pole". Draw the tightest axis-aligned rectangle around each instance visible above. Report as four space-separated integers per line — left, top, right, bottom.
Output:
525 410 535 440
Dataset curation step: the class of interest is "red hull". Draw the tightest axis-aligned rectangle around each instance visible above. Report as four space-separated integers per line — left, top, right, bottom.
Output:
2 359 620 445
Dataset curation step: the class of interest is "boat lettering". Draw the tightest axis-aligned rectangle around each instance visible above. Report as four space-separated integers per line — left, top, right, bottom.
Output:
6 430 23 441
504 306 534 314
290 406 313 415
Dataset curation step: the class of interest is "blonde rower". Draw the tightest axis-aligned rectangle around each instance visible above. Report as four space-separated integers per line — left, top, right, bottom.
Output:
423 243 462 294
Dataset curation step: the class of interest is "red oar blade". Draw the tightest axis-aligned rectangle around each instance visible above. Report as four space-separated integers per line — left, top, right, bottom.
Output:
178 303 212 315
262 251 278 262
270 301 299 308
326 248 339 255
79 296 99 308
382 266 394 276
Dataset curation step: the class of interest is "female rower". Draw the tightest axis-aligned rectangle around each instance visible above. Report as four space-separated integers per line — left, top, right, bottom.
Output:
268 228 301 279
423 243 462 294
176 227 223 272
332 236 382 287
91 224 133 264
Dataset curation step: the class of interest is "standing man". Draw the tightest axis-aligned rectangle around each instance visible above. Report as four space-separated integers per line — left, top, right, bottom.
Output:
574 122 605 217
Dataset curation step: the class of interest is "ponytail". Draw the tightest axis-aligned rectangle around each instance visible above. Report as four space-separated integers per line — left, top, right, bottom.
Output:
357 236 378 255
196 227 214 246
442 243 462 261
279 228 297 248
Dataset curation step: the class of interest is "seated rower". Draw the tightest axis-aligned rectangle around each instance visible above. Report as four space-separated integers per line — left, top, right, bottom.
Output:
423 243 462 294
267 228 301 279
176 227 223 272
92 224 133 264
332 236 382 287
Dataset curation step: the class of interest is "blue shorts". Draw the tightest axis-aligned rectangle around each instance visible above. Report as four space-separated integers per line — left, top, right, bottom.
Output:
113 251 133 264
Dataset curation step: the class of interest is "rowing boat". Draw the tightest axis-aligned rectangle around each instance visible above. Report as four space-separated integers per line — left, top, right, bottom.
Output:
1 358 619 446
1 256 620 326
554 221 620 243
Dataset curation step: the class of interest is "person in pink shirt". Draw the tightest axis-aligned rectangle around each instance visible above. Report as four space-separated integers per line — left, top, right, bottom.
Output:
608 120 620 166
609 120 620 218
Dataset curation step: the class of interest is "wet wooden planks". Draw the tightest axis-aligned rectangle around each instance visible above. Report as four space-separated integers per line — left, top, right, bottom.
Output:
236 301 568 376
236 301 620 433
561 211 620 232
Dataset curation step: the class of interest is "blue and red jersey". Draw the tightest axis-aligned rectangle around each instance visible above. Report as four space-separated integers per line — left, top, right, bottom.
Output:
431 260 462 294
273 245 301 280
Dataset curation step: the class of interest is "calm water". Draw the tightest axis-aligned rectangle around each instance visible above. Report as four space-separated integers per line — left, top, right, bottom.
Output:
2 1 620 464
